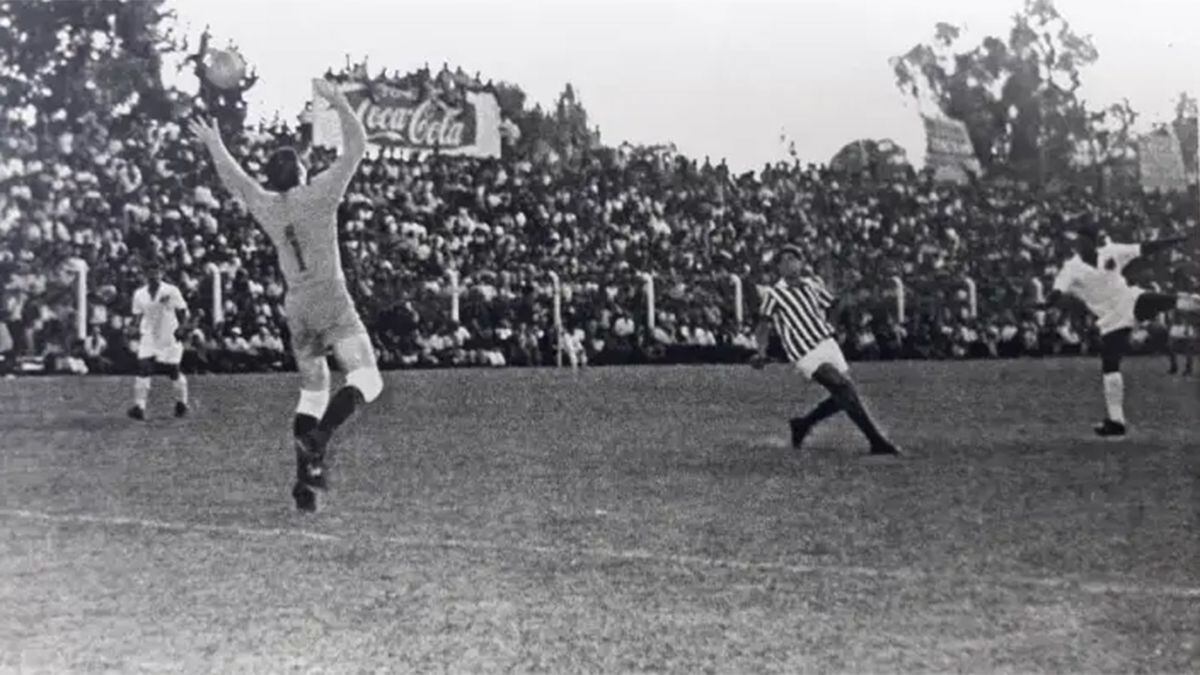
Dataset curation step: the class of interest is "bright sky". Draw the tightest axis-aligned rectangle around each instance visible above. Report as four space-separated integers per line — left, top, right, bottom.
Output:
165 0 1199 171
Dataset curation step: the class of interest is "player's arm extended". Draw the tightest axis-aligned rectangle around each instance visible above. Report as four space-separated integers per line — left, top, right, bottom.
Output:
322 82 367 161
750 318 772 369
1140 232 1197 256
313 79 367 191
188 118 266 206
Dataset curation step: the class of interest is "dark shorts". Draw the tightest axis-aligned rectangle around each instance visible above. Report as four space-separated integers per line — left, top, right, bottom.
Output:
1132 292 1177 323
284 279 368 361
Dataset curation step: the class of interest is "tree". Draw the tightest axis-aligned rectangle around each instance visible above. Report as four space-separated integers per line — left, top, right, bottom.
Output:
829 138 911 180
1172 91 1198 179
0 0 182 124
891 0 1101 183
552 83 598 160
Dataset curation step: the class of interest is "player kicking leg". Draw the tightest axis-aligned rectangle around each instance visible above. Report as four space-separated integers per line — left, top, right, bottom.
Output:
1046 223 1200 436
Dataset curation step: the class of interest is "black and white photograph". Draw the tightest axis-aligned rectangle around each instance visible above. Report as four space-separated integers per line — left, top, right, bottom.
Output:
1 0 1198 671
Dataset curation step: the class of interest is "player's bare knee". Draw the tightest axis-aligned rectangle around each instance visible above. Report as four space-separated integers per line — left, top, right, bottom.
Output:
297 358 331 392
345 367 383 403
296 388 330 419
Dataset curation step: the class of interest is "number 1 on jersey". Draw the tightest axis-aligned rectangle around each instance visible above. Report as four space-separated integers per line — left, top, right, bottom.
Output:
284 224 307 272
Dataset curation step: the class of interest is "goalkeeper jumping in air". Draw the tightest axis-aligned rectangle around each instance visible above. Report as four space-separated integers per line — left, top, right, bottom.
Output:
190 80 383 512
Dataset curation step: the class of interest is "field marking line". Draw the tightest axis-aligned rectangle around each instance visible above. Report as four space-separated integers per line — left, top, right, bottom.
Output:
3 508 1199 601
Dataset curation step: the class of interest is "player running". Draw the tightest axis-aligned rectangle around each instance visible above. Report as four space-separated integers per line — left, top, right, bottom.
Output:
127 258 191 420
189 80 383 512
1045 223 1199 436
750 243 901 458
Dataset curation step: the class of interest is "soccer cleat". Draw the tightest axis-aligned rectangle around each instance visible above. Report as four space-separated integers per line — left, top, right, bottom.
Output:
868 440 902 456
292 481 319 513
789 417 813 450
174 401 189 418
126 405 145 421
293 434 328 491
1093 419 1127 437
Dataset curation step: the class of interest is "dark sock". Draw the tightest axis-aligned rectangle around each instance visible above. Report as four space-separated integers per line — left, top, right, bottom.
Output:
831 388 887 446
801 397 841 427
293 413 319 438
317 385 365 435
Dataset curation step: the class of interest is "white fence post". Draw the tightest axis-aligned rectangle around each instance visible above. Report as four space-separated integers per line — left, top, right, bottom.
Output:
206 263 224 327
892 275 905 324
731 274 744 326
1030 278 1045 305
549 271 563 368
66 258 88 341
639 272 655 334
448 269 460 323
964 277 978 319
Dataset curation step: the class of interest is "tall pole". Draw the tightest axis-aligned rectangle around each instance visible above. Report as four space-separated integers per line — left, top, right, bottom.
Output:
731 274 744 326
448 269 460 324
640 272 655 333
206 263 224 327
549 271 563 368
67 258 88 341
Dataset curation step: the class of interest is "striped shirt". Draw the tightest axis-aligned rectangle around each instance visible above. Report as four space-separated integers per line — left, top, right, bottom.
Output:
760 277 836 361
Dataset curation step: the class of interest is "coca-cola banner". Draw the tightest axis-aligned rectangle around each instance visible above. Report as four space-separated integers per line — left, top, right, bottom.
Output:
310 78 501 158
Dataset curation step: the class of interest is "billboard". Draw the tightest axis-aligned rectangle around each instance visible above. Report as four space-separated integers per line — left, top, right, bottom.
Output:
922 114 981 185
1137 129 1188 193
310 78 502 158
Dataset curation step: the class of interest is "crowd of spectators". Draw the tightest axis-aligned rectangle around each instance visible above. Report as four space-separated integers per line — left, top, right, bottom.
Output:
2 83 1197 375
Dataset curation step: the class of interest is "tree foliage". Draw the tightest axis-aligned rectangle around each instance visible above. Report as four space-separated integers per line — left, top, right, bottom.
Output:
891 0 1101 183
0 0 182 124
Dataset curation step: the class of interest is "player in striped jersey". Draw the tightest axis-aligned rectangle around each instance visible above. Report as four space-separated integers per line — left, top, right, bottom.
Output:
750 244 901 457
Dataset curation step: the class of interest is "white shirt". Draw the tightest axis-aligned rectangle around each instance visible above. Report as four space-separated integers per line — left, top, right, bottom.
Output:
1052 243 1142 334
131 283 187 347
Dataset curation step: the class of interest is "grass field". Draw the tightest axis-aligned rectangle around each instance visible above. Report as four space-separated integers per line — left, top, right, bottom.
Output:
1 357 1198 673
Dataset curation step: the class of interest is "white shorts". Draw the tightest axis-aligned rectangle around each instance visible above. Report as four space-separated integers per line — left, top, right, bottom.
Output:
137 340 184 365
793 338 849 380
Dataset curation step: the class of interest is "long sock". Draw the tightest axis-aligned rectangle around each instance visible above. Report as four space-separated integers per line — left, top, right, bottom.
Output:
172 375 188 405
831 386 887 446
293 414 319 438
133 377 150 408
1103 372 1125 424
316 386 365 436
801 397 841 427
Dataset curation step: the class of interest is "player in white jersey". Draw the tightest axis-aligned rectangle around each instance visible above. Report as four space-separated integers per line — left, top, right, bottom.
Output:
189 79 383 512
1045 223 1200 436
126 258 191 420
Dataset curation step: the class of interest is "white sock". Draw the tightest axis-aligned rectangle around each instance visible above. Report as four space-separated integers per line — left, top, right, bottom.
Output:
1176 293 1200 313
172 375 188 405
1102 372 1125 424
133 377 151 408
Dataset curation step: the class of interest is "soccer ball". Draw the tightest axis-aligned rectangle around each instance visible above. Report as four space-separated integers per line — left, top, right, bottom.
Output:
205 49 246 90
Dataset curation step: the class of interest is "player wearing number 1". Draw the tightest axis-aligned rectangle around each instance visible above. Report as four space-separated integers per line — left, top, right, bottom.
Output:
189 80 383 513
